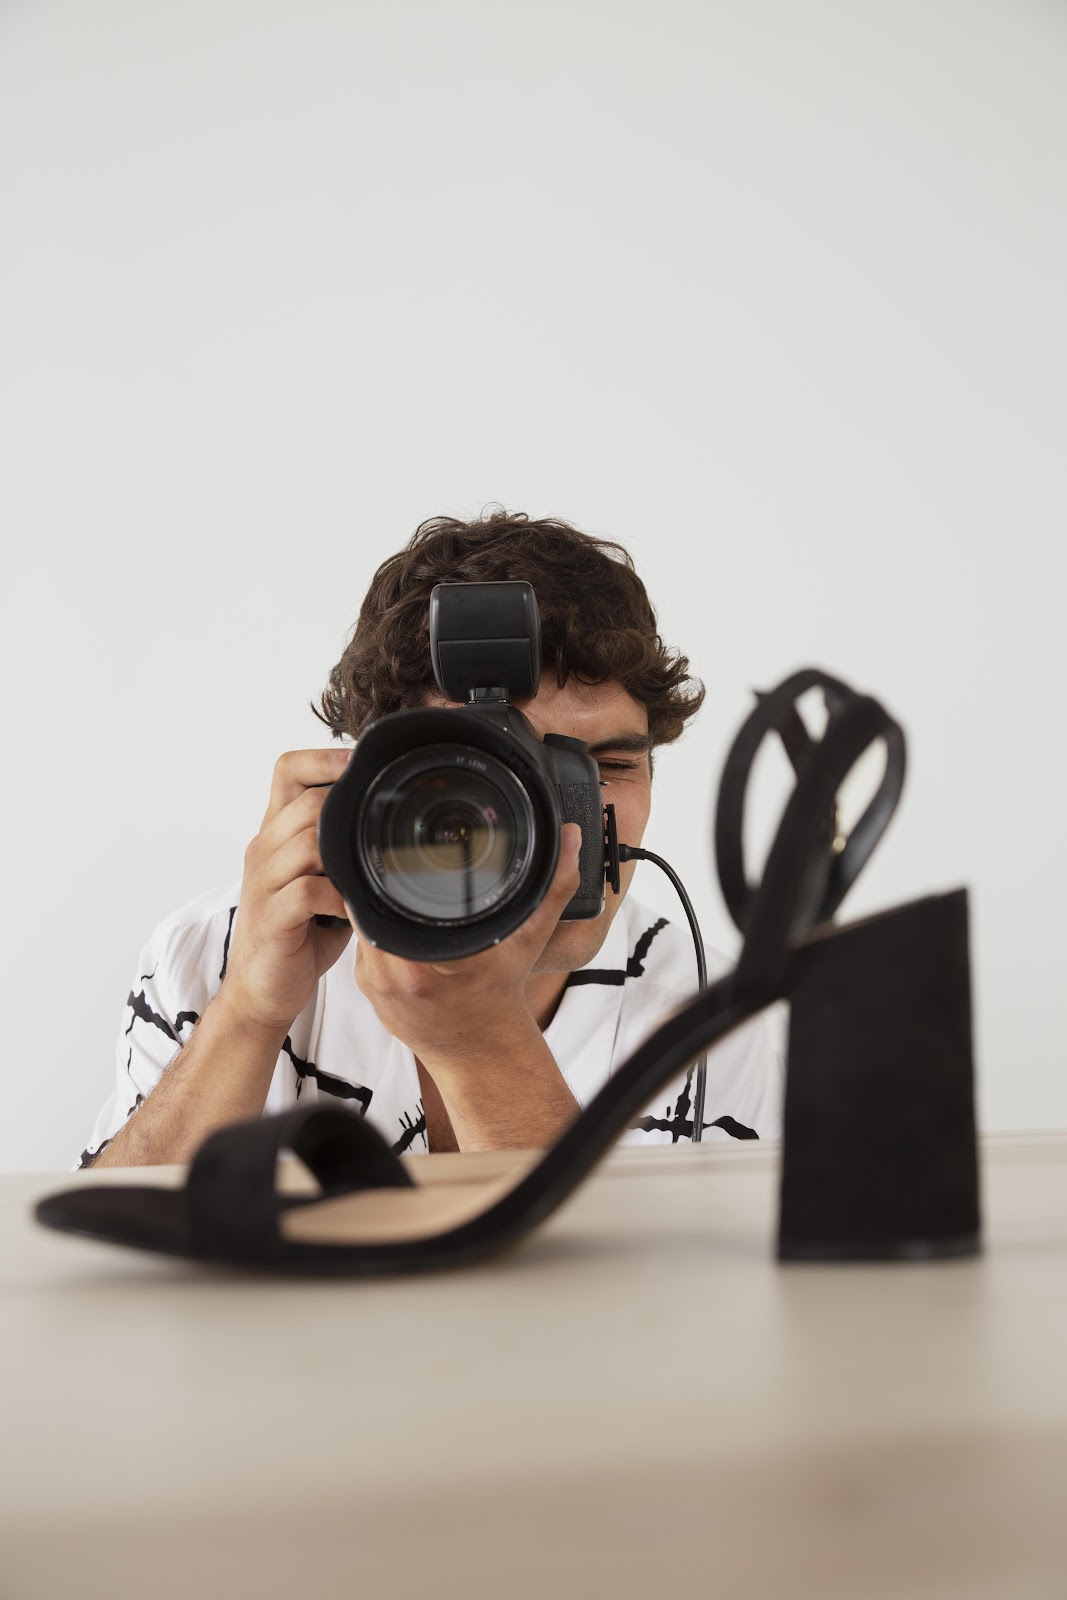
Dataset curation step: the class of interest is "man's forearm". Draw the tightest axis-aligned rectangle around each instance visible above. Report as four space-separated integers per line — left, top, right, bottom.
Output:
422 1017 580 1152
92 994 290 1167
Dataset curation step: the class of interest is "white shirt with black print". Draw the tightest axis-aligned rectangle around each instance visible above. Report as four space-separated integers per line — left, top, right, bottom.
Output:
79 884 783 1168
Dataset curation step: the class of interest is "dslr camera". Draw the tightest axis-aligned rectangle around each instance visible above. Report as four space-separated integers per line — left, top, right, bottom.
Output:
317 581 620 961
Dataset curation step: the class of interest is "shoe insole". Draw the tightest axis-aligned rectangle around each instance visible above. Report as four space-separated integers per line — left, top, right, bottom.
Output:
279 1148 540 1246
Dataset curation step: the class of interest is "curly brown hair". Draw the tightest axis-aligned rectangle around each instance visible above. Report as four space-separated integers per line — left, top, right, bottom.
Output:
311 508 704 752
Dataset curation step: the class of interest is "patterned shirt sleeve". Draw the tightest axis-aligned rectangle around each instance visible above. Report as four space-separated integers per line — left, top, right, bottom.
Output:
76 903 237 1169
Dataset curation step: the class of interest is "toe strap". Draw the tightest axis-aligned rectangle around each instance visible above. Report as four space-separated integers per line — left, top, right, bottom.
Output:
186 1106 414 1263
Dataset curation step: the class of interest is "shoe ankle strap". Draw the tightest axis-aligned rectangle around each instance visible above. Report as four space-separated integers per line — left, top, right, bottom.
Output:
714 668 907 1001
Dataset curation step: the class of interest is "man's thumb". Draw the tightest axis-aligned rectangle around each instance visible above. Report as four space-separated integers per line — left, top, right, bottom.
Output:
553 823 583 898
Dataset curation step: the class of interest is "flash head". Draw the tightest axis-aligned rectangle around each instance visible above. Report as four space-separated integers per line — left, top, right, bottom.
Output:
429 581 541 703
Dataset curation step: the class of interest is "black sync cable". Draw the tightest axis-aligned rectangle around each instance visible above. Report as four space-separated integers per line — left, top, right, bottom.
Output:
615 842 709 1144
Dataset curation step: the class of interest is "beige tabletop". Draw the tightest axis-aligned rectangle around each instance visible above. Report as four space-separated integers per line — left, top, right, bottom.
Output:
3 1132 1067 1600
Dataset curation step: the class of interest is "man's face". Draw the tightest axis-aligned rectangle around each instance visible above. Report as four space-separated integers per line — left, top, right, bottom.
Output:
428 676 653 973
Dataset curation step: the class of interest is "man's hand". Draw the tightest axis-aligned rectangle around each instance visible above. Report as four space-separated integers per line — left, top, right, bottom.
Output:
352 823 584 1149
222 748 356 1033
94 749 355 1166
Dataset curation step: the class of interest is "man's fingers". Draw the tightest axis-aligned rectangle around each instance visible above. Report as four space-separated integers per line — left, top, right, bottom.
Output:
270 874 349 932
255 783 332 862
257 825 328 896
261 747 353 827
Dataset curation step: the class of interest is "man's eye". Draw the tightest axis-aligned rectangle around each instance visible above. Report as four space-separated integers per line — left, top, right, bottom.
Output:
598 761 637 776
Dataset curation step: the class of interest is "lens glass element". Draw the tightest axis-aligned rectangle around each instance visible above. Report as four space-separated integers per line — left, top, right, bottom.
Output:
358 745 537 924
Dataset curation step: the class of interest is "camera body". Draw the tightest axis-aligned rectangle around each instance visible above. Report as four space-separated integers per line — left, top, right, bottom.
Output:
318 581 610 961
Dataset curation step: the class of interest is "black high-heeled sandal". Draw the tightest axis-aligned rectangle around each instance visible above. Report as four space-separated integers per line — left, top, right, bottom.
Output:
35 668 981 1273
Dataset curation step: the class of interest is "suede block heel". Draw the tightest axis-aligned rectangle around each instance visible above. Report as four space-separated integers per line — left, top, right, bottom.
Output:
778 888 981 1261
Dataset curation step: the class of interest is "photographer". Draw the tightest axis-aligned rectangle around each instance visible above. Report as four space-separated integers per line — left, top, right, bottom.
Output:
81 511 781 1167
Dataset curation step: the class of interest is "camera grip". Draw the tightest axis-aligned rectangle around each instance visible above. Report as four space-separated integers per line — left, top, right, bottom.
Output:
558 782 606 920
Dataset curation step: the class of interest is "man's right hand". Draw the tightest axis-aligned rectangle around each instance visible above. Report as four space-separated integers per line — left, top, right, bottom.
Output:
220 748 356 1033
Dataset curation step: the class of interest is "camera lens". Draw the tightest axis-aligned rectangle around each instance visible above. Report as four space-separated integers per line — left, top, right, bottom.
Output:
416 799 496 873
358 745 537 925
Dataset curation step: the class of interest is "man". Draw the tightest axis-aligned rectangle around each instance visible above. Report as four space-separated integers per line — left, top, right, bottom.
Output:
81 510 781 1167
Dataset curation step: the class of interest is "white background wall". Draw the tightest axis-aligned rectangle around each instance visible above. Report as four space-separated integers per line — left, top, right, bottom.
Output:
2 0 1064 1173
